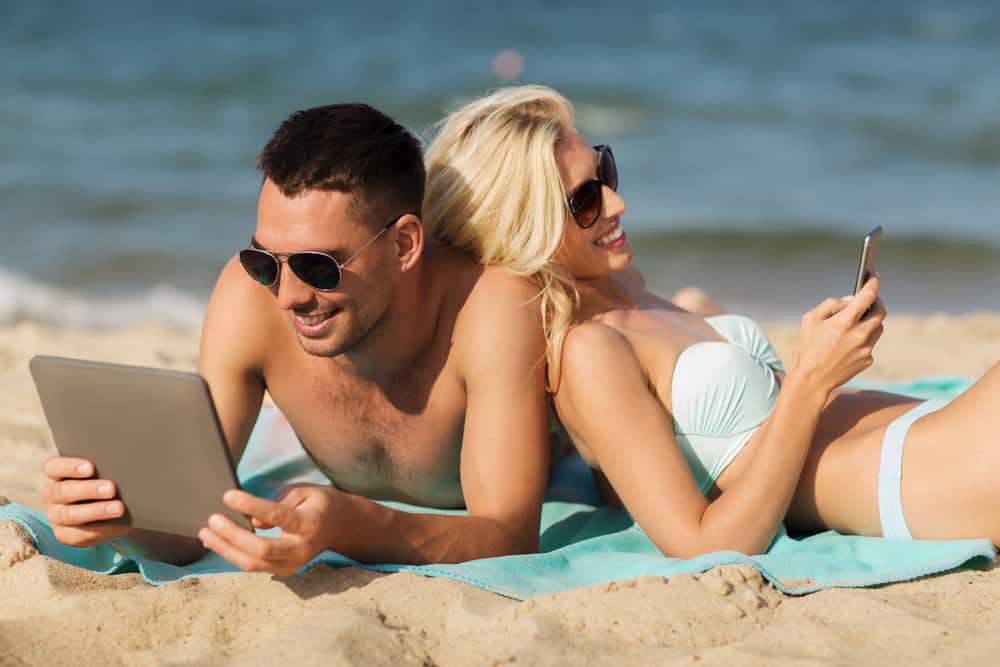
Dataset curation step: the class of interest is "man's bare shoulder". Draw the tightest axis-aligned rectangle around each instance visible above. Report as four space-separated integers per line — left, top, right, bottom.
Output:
473 265 541 306
207 256 280 324
422 247 544 375
423 244 539 326
458 264 542 337
201 256 285 373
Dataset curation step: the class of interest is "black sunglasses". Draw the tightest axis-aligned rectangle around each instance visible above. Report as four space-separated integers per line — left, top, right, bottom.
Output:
566 144 618 229
238 214 405 291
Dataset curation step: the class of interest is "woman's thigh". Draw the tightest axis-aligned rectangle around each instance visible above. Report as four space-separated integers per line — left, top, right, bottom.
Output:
788 362 1000 540
898 362 1000 541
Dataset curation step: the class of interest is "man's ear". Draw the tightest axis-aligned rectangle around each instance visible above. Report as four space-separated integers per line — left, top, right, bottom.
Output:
393 214 424 272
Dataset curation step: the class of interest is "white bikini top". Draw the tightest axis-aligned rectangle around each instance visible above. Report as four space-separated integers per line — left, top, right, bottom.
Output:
670 314 784 494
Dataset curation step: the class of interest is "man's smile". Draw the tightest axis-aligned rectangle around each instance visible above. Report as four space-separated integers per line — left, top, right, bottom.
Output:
293 309 339 336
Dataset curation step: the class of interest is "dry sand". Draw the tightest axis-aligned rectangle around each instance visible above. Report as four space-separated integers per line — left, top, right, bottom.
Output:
2 314 1000 666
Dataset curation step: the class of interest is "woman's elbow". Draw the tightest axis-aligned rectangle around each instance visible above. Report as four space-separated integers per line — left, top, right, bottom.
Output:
650 533 768 560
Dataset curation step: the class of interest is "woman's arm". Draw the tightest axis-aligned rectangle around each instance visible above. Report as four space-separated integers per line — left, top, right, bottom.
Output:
556 323 823 557
555 280 884 558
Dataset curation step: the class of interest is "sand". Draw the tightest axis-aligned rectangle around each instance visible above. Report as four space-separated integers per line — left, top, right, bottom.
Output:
2 313 1000 666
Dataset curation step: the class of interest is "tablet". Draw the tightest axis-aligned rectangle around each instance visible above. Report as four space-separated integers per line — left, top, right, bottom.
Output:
29 355 252 544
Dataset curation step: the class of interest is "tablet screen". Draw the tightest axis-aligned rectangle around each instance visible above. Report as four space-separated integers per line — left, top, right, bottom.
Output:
30 355 252 539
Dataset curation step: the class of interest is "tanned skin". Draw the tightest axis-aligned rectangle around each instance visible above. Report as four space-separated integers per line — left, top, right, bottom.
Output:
551 126 1000 558
41 179 550 573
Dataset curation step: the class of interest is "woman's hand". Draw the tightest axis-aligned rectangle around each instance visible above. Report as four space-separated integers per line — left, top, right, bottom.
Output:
788 275 886 395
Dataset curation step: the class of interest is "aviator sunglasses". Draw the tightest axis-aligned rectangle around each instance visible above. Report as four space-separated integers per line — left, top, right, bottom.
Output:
238 214 406 291
566 144 618 229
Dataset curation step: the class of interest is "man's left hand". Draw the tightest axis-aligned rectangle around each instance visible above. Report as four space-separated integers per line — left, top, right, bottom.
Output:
198 484 343 576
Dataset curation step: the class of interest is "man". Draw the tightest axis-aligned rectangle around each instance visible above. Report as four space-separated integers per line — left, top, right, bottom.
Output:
39 104 551 574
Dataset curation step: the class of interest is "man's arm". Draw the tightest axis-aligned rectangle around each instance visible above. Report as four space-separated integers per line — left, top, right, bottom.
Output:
198 257 271 461
198 269 551 570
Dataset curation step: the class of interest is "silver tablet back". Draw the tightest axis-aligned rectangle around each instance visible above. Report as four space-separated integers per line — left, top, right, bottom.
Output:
29 355 250 538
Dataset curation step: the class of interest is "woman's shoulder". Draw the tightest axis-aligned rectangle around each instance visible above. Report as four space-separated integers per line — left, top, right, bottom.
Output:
555 320 658 424
561 321 641 382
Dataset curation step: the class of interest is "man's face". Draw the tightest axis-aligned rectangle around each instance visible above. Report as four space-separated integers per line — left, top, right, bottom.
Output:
253 178 398 358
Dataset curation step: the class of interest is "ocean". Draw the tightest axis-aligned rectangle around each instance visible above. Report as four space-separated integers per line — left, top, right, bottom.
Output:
2 0 998 327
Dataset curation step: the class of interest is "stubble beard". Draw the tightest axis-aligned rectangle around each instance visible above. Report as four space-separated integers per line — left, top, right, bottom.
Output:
294 295 393 359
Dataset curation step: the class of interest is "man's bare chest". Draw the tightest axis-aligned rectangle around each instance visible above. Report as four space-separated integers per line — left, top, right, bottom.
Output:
266 364 467 508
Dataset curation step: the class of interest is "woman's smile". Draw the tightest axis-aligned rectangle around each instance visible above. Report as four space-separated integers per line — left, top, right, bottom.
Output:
594 220 626 249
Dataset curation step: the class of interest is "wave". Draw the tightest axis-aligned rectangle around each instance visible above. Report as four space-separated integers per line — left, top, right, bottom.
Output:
2 226 995 332
629 226 1000 318
631 226 1000 265
0 269 205 330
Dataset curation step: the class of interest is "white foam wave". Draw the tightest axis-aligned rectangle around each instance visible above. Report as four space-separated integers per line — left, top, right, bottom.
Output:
0 269 205 330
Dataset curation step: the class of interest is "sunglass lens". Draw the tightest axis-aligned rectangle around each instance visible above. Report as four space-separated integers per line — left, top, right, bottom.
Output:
289 253 342 291
600 147 618 192
573 181 602 228
239 249 279 286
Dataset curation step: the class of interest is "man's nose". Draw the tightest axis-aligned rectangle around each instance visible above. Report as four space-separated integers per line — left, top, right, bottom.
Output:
274 263 315 311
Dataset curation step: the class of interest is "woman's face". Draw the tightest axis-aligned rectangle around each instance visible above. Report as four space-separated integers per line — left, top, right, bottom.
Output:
552 126 632 279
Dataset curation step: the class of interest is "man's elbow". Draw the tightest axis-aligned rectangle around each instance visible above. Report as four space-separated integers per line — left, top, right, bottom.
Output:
507 530 539 556
486 518 539 558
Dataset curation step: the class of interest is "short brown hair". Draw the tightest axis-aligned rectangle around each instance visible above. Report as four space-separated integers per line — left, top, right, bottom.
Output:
257 103 425 223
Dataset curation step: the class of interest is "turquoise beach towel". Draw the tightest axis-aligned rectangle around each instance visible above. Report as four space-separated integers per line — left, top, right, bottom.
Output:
1 378 993 600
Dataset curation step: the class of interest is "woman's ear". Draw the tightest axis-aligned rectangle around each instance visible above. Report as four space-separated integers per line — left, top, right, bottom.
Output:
393 213 424 272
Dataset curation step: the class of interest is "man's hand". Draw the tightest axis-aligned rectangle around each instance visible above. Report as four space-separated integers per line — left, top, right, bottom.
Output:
198 484 341 576
41 456 132 547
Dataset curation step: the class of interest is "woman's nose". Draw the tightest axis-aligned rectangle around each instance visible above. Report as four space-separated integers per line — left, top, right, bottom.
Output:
603 185 627 219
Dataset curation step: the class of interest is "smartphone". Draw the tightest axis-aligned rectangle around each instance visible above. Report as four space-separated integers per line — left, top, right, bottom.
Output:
853 226 882 295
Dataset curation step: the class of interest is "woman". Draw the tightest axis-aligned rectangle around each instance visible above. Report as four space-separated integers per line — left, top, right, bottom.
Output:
423 85 1000 558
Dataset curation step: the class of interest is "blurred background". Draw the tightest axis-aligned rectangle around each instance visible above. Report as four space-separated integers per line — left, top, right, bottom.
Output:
1 0 998 328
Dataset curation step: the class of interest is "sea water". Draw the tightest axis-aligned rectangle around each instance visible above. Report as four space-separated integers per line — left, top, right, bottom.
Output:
2 0 998 327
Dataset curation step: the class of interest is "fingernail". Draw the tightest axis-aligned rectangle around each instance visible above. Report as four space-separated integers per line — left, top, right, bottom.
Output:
106 502 120 516
209 514 224 529
98 482 113 496
77 463 91 475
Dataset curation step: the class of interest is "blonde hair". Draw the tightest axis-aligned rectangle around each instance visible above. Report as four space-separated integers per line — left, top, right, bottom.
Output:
423 85 578 390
